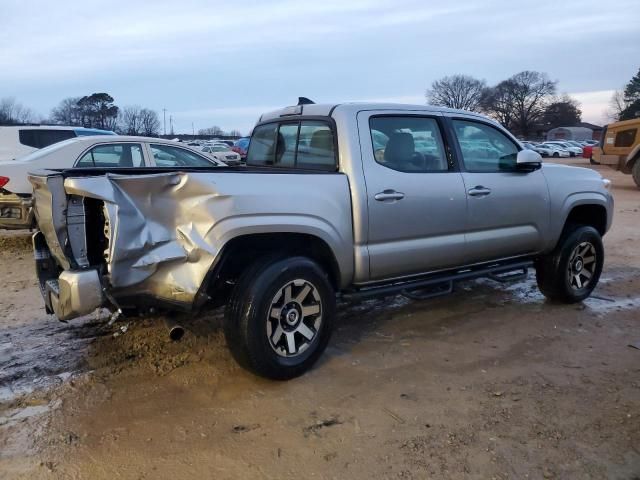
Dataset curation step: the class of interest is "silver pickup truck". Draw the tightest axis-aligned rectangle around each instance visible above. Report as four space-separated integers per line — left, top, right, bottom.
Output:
29 101 614 379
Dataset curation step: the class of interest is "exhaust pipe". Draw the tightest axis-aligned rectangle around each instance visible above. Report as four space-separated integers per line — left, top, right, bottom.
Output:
164 317 185 341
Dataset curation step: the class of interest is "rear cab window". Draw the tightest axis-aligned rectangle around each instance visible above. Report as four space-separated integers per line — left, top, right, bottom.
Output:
246 120 336 170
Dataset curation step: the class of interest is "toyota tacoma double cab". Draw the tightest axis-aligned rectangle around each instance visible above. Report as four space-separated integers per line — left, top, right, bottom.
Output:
29 100 614 379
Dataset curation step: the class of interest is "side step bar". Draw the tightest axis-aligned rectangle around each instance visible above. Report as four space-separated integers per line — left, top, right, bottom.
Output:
341 260 533 301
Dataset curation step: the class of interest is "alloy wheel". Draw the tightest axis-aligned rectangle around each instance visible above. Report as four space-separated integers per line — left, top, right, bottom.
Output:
266 279 322 357
567 241 597 290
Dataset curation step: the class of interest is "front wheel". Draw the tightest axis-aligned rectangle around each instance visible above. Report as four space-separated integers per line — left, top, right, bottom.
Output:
553 152 559 158
224 256 335 380
535 225 604 303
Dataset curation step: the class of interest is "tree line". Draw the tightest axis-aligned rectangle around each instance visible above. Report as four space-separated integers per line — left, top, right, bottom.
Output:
426 71 582 137
0 92 161 136
49 93 161 136
197 125 243 137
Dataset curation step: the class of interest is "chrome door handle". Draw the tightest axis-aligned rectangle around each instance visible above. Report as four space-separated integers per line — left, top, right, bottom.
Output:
467 186 492 197
374 190 405 201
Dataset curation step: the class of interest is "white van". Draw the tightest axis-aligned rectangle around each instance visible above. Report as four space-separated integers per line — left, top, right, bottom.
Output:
0 125 115 161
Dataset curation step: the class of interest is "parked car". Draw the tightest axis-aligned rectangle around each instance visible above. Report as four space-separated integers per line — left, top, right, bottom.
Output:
591 117 640 187
0 125 115 162
545 141 582 157
29 102 613 379
201 144 242 165
0 136 224 229
540 143 571 158
522 141 553 157
231 137 250 160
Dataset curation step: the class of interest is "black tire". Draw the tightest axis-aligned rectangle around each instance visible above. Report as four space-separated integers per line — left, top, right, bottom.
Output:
589 156 600 165
224 256 335 380
553 152 559 158
535 225 604 303
632 160 640 189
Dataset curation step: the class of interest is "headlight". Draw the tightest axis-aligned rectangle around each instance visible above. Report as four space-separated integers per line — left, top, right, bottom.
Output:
602 178 612 190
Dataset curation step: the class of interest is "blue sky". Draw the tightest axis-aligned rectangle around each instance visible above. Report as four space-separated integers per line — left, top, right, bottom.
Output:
1 0 638 134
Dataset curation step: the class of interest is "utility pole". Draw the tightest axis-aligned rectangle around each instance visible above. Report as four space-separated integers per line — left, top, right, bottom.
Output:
163 108 167 135
192 122 195 137
169 115 174 136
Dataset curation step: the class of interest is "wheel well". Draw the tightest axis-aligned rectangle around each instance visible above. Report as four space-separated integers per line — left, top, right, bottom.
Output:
565 204 607 235
202 233 341 306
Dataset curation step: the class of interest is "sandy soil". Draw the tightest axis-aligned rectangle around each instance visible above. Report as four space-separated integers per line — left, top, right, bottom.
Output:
0 160 639 479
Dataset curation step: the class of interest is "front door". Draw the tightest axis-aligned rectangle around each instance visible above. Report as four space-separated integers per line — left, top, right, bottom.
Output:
358 112 468 281
450 118 550 263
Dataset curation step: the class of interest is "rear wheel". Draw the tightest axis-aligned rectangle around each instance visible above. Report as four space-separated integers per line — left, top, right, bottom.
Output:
535 225 604 303
632 160 640 188
553 152 559 158
224 256 335 380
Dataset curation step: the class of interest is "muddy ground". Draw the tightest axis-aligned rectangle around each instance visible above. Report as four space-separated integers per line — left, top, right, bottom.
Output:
0 160 638 479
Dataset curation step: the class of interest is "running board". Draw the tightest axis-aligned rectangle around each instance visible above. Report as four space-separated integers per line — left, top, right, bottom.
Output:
401 280 453 300
341 260 533 301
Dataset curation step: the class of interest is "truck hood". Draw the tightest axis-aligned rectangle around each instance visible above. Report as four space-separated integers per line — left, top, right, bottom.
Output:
541 162 610 201
541 162 603 180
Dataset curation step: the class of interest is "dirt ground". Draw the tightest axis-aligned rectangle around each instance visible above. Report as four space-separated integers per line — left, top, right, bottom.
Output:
0 160 638 480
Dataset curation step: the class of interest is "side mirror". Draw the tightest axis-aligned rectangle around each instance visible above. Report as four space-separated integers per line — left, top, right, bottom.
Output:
516 149 542 170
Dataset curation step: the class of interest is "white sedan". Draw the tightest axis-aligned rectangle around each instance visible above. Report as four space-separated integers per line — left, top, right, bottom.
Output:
201 144 242 165
540 143 571 158
0 135 225 229
545 141 582 157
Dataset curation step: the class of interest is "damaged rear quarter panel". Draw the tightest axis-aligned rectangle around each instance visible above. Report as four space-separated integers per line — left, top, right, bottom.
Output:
63 171 354 307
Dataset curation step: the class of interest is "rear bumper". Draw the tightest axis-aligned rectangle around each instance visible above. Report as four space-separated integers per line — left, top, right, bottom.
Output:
33 231 104 320
0 194 33 230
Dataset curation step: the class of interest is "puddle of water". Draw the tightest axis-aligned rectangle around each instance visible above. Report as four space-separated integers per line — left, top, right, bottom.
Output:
583 296 640 315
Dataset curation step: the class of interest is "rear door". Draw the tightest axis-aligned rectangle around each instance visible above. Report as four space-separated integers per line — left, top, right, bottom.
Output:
358 111 468 281
449 117 550 263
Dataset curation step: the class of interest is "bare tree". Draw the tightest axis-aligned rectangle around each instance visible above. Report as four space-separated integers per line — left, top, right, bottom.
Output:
139 108 160 136
482 71 556 137
119 105 143 135
426 74 487 111
0 97 35 124
50 97 83 125
608 90 626 121
228 129 243 137
198 126 225 136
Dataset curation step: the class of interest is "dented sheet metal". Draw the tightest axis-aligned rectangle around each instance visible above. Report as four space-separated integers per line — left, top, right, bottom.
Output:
56 170 354 310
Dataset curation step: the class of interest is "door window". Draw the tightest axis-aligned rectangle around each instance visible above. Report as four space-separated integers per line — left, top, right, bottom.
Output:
150 144 214 167
75 143 144 167
452 120 519 172
369 116 448 172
